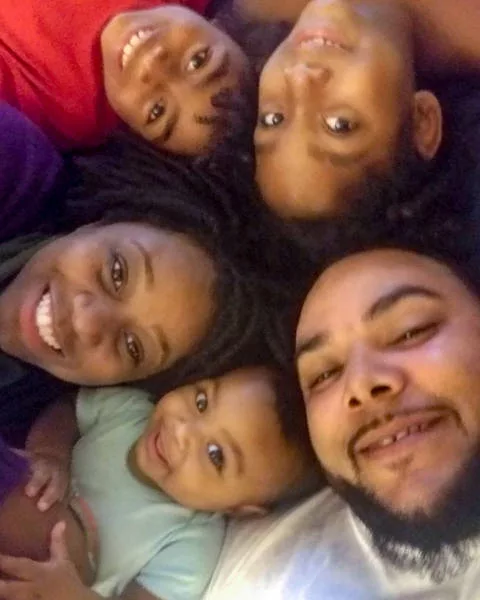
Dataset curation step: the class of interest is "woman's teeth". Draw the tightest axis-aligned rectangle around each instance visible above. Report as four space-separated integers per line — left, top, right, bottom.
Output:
121 29 153 69
300 37 347 51
35 292 61 352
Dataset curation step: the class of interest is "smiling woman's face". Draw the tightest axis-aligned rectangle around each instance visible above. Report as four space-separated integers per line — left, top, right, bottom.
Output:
0 223 216 385
296 249 480 516
101 5 248 155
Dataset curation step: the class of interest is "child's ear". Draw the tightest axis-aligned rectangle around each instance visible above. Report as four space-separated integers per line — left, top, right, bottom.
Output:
226 505 269 518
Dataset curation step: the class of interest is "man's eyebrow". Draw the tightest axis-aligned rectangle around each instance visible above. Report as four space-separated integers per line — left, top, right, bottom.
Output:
365 285 442 321
295 332 329 364
307 143 369 167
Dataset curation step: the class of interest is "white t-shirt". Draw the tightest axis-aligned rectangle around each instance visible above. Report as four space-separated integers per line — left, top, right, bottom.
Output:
72 387 225 600
205 489 480 600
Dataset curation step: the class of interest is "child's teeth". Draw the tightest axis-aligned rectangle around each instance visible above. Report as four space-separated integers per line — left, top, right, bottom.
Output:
121 29 153 69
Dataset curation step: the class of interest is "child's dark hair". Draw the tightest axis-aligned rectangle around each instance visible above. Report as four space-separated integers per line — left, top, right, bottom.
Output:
59 133 306 391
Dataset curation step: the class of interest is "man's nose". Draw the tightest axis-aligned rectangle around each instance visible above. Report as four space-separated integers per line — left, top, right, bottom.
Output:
343 345 406 411
284 63 330 105
71 292 112 347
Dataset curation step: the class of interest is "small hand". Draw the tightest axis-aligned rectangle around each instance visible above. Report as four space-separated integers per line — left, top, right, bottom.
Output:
0 522 91 600
24 452 70 511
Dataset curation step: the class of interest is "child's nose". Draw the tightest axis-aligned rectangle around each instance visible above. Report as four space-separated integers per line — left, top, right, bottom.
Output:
139 44 169 84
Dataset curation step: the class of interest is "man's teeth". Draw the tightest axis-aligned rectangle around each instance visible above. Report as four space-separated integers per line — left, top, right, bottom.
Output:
300 37 345 51
35 292 61 352
373 423 431 449
121 29 153 69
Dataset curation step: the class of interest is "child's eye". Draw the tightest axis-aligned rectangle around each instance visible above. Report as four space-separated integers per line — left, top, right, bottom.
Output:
207 442 224 472
111 253 127 292
187 48 210 72
259 111 284 128
147 102 166 124
124 332 143 366
324 115 357 135
195 390 208 413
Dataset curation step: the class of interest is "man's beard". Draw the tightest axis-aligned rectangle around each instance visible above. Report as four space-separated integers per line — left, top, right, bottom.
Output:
329 448 480 584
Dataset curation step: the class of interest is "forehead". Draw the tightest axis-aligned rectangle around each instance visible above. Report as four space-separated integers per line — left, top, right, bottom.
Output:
297 250 473 335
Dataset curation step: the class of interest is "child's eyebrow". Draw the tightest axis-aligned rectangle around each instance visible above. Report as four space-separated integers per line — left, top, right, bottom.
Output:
194 114 220 126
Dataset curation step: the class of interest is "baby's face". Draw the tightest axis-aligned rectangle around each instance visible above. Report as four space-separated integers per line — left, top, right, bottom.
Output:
134 368 305 512
101 5 248 155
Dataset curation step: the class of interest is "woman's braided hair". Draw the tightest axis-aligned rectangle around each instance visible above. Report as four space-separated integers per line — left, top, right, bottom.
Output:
59 133 307 392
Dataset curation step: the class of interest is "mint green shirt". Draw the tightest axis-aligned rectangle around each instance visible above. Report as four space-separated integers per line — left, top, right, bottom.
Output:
72 387 225 600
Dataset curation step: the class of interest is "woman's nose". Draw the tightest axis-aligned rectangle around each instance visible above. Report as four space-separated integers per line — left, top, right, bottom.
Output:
71 292 112 347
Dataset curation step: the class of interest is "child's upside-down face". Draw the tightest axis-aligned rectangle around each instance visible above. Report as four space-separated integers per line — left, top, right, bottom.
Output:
101 5 249 155
133 368 307 513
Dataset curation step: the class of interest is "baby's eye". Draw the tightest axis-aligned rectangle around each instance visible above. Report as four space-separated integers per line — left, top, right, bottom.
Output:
124 332 143 366
324 116 357 134
147 102 166 124
259 111 285 128
187 48 210 72
111 254 127 292
207 442 224 472
195 390 208 413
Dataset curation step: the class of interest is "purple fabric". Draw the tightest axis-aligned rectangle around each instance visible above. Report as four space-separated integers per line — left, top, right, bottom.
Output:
0 103 63 240
0 434 28 505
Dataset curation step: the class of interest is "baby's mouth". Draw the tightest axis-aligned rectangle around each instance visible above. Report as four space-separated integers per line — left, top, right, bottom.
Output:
35 289 62 354
121 29 153 69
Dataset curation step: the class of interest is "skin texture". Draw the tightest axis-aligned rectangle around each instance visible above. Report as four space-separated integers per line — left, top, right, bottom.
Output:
0 223 215 385
134 367 306 512
296 249 480 516
255 0 442 218
101 5 248 155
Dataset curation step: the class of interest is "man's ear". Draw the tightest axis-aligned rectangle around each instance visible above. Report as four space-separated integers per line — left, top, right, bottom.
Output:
412 90 443 160
226 505 269 518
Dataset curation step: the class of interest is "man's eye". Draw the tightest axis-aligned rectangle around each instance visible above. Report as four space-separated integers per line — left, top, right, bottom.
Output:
124 332 143 366
187 48 210 72
147 102 166 124
392 323 438 347
259 111 285 128
111 254 127 292
324 116 357 134
307 366 341 393
195 390 208 413
207 442 224 472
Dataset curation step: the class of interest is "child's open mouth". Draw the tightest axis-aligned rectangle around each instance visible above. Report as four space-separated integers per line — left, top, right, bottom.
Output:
121 29 153 69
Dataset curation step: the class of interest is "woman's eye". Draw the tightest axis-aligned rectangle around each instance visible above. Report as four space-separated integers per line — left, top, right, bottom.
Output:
187 48 210 72
111 254 126 292
259 111 285 128
147 102 166 124
324 116 357 134
392 323 438 347
195 390 208 413
207 442 224 472
124 332 142 366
